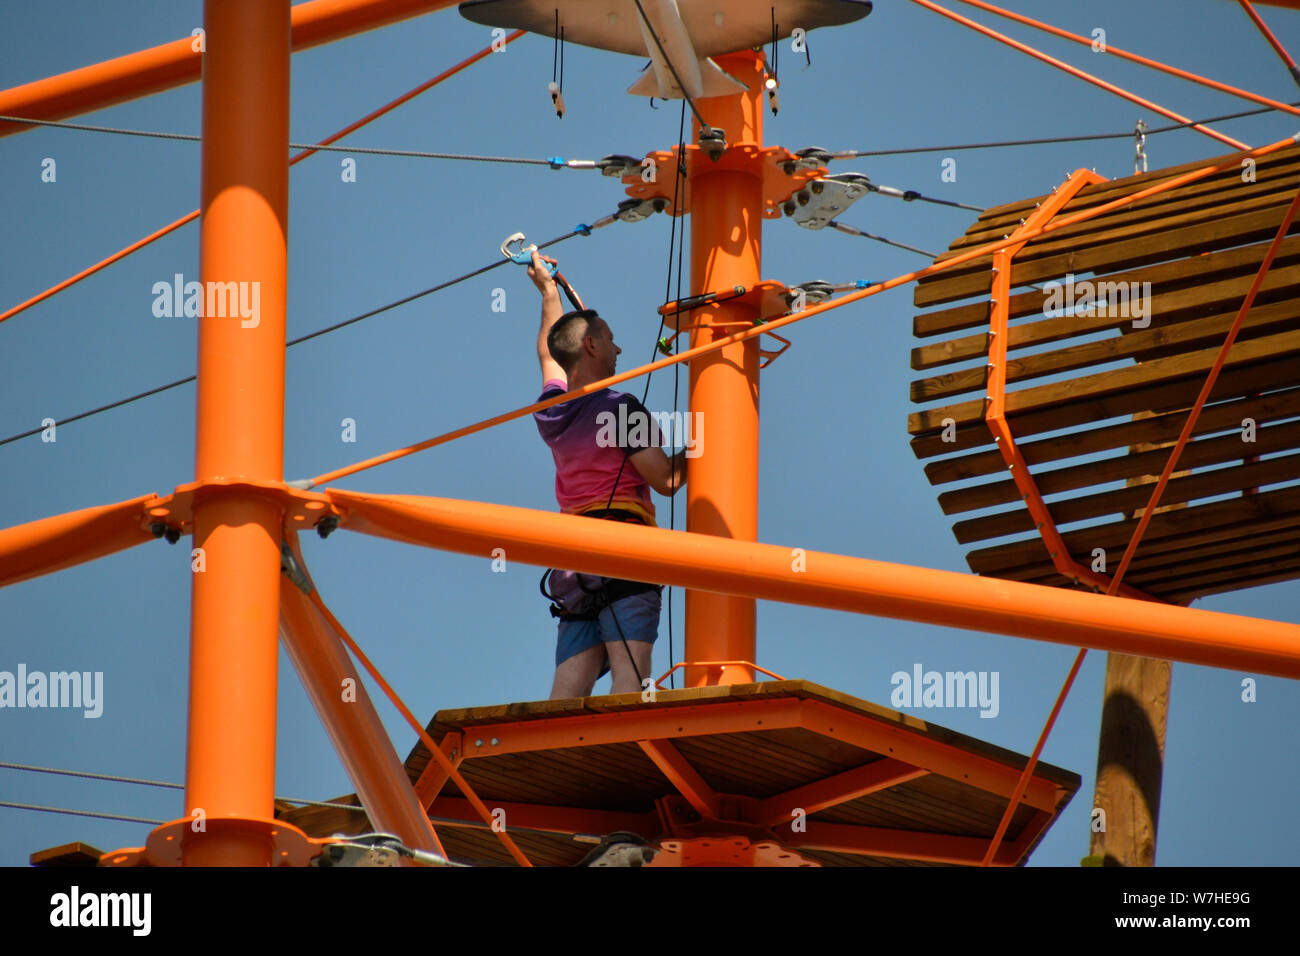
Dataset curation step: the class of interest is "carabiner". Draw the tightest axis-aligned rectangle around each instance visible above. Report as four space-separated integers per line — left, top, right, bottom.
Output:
501 232 558 275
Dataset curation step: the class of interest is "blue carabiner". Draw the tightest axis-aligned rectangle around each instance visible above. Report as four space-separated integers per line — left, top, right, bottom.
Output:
501 232 558 276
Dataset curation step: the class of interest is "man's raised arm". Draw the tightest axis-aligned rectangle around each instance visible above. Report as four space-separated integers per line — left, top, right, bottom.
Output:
529 250 567 386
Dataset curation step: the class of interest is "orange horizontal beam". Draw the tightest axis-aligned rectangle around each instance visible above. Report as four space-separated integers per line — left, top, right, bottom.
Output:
0 0 461 139
0 493 157 590
327 489 1300 679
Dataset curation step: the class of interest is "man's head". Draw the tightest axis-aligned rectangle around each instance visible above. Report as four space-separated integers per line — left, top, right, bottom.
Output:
547 308 621 379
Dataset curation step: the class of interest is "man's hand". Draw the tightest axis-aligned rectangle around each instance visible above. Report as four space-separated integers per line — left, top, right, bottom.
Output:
529 250 559 298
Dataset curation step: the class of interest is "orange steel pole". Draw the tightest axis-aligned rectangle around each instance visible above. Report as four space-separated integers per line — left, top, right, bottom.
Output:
0 0 461 139
324 491 1300 678
181 0 290 867
684 51 766 687
0 31 525 329
909 0 1248 150
955 0 1300 116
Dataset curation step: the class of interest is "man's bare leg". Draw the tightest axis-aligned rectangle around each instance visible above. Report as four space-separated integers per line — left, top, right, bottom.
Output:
550 645 607 699
607 640 654 695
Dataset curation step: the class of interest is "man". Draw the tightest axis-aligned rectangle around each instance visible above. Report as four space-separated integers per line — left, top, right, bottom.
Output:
528 249 687 698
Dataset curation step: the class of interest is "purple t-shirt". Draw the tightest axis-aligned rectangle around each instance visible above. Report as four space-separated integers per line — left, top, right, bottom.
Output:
534 378 659 523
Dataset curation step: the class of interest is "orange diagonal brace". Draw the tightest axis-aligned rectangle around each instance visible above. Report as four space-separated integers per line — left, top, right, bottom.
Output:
954 0 1300 117
910 0 1248 150
279 532 446 859
305 589 533 867
638 740 722 818
1109 185 1300 592
323 489 1300 677
0 0 463 139
755 759 928 826
0 493 157 590
1238 1 1300 79
0 30 524 329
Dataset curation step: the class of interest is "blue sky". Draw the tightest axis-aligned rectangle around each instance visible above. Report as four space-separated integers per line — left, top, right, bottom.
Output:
1 0 1297 867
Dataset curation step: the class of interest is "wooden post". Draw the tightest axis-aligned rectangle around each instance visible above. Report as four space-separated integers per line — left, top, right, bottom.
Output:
1088 654 1171 866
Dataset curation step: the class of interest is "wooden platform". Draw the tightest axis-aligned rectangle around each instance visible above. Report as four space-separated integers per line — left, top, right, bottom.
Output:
282 680 1080 867
909 143 1300 603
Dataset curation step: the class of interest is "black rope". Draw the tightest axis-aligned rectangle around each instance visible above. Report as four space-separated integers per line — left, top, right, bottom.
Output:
0 227 589 447
595 100 689 693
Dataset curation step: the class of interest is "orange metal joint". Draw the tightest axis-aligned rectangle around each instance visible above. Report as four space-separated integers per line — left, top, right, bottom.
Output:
655 661 786 689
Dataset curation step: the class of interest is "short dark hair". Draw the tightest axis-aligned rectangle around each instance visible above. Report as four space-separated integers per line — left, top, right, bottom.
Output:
547 309 604 372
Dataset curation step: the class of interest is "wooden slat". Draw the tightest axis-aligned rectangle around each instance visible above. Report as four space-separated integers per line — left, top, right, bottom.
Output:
952 453 1300 544
913 298 1300 403
1165 562 1300 603
959 143 1300 232
938 420 1300 515
915 202 1300 309
1132 539 1300 588
913 235 1300 340
965 485 1300 575
921 387 1300 484
957 155 1300 249
910 331 1300 438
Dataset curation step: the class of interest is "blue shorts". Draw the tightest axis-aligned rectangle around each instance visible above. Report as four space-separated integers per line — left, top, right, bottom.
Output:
556 588 662 679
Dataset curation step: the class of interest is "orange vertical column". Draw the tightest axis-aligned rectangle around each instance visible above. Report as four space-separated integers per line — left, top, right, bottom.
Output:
183 0 290 866
684 52 764 687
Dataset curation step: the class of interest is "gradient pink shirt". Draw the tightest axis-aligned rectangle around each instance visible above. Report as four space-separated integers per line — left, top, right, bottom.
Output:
533 378 658 523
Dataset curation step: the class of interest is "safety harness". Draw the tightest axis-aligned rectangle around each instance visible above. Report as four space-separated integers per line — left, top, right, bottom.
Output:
539 510 662 621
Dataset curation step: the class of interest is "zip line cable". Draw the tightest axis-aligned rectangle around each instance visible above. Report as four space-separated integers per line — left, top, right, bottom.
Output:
0 114 583 167
835 100 1300 157
0 32 529 332
592 101 690 692
0 759 598 842
0 225 593 447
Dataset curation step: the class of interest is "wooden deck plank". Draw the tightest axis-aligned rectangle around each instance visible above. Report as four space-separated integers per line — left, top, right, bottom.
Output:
937 420 1300 515
909 333 1300 439
965 485 1300 574
915 203 1300 309
921 387 1300 484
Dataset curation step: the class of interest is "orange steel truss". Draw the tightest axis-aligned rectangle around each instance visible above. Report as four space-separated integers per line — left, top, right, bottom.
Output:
4 0 1300 866
399 690 1065 867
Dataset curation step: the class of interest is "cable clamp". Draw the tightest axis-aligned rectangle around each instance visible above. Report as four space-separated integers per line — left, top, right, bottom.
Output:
615 197 667 222
781 146 834 174
574 223 592 236
784 173 871 229
280 541 313 595
546 155 566 169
